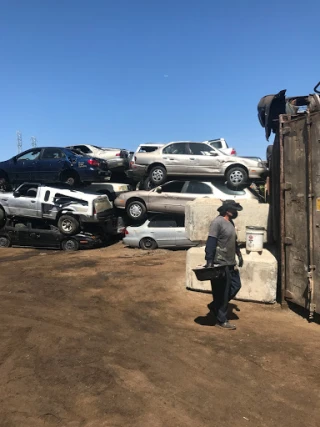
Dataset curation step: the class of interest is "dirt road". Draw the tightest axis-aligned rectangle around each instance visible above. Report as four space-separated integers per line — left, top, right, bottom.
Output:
0 242 319 427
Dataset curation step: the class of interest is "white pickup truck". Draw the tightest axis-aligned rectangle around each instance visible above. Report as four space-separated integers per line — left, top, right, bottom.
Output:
0 183 114 235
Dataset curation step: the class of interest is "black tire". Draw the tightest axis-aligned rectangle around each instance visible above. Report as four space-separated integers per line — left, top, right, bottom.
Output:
0 207 6 228
149 165 167 186
266 145 273 161
61 238 80 251
140 237 158 250
142 177 155 190
225 166 248 188
61 172 79 187
126 200 147 221
0 235 11 248
0 177 9 191
57 215 80 235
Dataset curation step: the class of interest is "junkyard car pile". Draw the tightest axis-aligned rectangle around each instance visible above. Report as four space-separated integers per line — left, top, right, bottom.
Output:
0 139 267 251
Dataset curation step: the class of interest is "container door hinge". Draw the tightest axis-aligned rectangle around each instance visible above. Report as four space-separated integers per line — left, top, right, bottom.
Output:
284 237 293 245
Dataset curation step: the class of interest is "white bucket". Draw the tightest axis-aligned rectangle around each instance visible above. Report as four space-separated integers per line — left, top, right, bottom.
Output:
245 226 265 252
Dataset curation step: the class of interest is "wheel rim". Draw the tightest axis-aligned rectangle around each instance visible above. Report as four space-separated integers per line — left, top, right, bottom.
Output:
151 169 164 183
0 237 8 247
230 170 244 184
66 177 75 186
129 204 143 218
61 219 74 232
143 238 154 249
64 240 76 250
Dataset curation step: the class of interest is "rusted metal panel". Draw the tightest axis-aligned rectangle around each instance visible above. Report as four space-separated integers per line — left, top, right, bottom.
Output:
310 114 320 314
279 111 320 316
281 114 309 309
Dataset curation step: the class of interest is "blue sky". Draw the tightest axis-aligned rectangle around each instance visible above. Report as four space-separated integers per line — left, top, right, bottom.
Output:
0 0 319 160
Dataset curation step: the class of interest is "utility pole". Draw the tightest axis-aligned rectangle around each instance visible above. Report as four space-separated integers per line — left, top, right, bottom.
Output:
31 136 37 148
17 131 22 154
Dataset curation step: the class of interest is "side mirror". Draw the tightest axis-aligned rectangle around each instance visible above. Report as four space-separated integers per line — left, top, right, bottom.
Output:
210 151 218 156
156 186 162 193
13 191 20 198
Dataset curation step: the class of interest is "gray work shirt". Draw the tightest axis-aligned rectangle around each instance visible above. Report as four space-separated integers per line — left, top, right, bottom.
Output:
208 215 236 266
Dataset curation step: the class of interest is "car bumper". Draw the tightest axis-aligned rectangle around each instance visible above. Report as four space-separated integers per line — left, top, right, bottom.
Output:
107 158 129 171
125 165 147 182
248 167 268 179
123 236 140 248
79 169 111 182
79 210 114 223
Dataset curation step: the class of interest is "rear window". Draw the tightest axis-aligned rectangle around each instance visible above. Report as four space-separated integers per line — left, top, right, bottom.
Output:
209 141 222 149
138 146 161 153
213 182 246 195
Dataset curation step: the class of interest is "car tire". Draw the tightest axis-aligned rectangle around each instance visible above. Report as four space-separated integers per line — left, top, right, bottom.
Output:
143 177 156 190
61 172 80 187
126 200 147 221
149 165 167 186
226 167 248 188
0 236 11 248
0 177 9 191
140 237 158 250
61 238 80 251
266 145 273 160
57 215 80 235
0 207 6 228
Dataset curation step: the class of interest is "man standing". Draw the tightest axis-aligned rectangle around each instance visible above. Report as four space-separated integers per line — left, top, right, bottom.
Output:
205 200 243 330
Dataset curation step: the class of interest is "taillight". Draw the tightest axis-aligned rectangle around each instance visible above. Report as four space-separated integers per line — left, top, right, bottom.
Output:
231 149 236 155
124 228 129 235
87 158 100 167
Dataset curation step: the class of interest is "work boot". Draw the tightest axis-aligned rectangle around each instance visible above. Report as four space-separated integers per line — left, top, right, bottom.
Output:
216 321 236 330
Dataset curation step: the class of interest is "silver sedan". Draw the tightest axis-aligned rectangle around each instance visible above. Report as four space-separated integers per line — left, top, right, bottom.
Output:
114 179 259 221
123 214 199 250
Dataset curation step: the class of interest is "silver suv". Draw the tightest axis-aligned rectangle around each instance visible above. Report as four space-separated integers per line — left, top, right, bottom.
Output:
134 141 267 188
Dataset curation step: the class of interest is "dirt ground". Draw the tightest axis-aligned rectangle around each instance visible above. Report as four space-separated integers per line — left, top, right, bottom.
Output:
0 242 319 427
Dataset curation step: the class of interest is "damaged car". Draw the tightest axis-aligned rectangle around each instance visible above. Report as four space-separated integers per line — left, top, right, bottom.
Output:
0 218 103 251
0 183 114 235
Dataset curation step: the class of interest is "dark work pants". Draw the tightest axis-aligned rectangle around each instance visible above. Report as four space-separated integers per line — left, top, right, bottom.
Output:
210 266 242 324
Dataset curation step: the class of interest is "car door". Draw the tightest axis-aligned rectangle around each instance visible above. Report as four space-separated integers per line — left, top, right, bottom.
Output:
188 143 223 176
147 181 186 213
147 215 177 247
38 148 70 181
181 181 215 204
173 216 195 247
11 221 32 247
161 143 190 175
8 184 41 218
28 222 61 249
10 149 42 182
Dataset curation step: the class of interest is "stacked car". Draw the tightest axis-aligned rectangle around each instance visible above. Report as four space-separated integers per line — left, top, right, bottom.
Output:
0 146 127 251
0 139 267 251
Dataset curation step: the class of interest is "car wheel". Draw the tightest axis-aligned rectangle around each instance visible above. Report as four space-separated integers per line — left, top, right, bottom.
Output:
0 208 6 228
140 237 157 250
61 238 80 251
57 215 80 235
61 172 80 187
149 165 167 185
0 236 11 248
143 177 155 190
226 167 248 188
126 200 147 221
0 177 9 191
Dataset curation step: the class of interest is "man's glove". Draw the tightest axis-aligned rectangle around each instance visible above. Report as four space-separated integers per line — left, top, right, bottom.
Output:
205 261 214 268
237 252 244 268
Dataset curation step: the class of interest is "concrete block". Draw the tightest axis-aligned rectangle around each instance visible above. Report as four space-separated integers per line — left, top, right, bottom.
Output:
186 246 277 303
185 199 269 243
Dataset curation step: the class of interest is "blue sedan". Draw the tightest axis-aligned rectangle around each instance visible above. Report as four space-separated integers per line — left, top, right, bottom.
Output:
0 147 110 188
